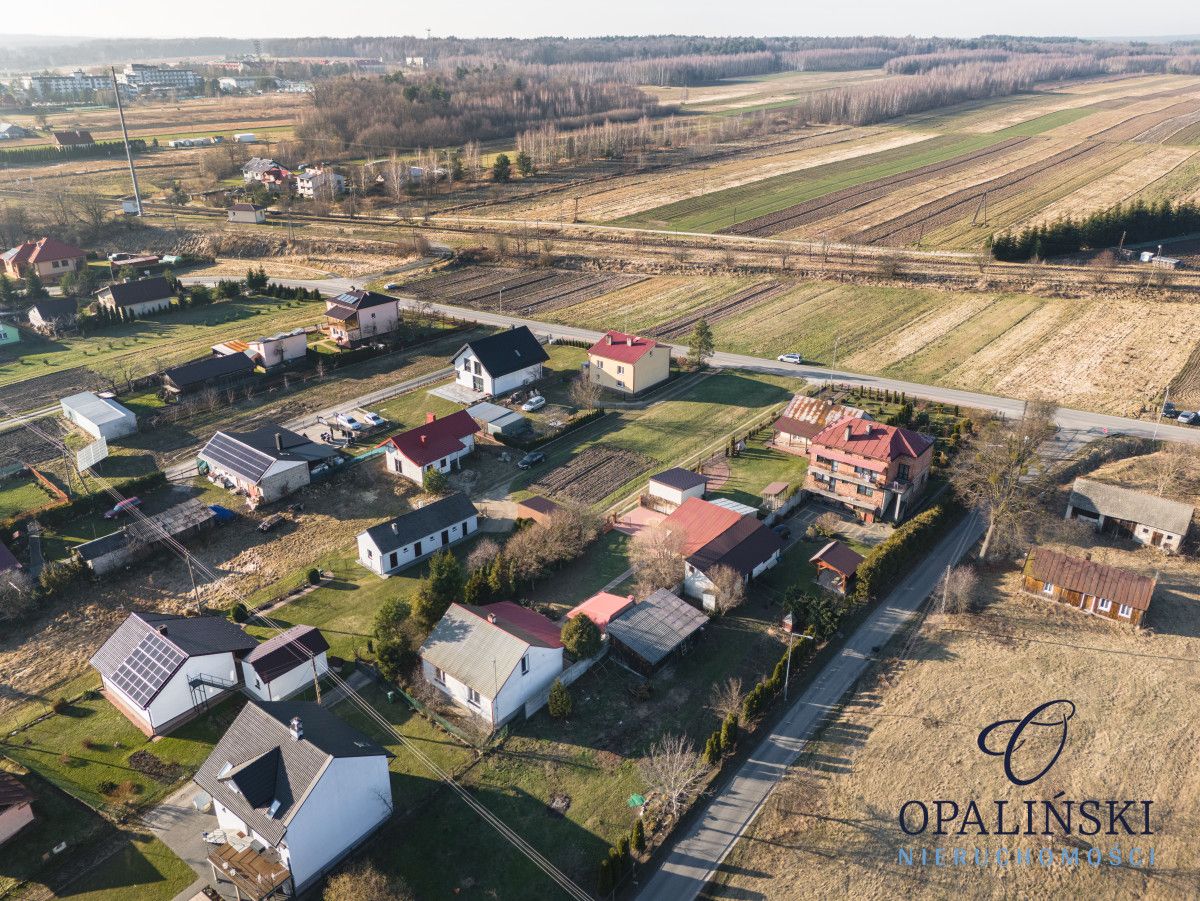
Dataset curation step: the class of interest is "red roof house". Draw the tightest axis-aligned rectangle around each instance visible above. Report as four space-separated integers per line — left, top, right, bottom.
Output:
378 410 481 486
2 237 87 282
567 592 636 632
586 330 670 394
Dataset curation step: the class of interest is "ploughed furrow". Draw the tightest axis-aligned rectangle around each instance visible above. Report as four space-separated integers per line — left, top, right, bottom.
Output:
517 275 648 315
1137 107 1200 144
653 281 789 340
1090 99 1200 142
403 266 518 296
443 271 563 305
855 141 1112 246
721 137 1030 238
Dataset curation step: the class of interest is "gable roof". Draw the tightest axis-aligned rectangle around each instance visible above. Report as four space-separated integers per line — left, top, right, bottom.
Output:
378 410 479 467
606 589 706 666
361 492 478 554
228 203 265 212
567 591 635 631
687 514 784 577
1068 477 1194 536
53 129 93 145
245 625 329 684
588 330 660 364
28 297 78 321
326 289 394 312
663 497 745 556
810 540 865 577
0 540 19 574
194 701 388 845
163 353 256 389
650 467 707 493
99 276 173 307
3 237 86 266
779 395 865 432
456 326 549 380
811 416 933 463
419 602 561 697
0 771 33 812
1025 547 1156 611
199 426 336 483
241 157 278 175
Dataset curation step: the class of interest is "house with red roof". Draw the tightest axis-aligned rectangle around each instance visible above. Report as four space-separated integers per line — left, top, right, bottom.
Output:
2 237 87 283
586 330 670 395
771 395 866 454
804 417 934 523
377 409 480 485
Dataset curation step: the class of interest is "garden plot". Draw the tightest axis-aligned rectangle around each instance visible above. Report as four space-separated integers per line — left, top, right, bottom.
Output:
0 365 106 409
652 281 789 340
548 275 755 334
403 265 644 315
1090 97 1200 143
532 446 657 505
0 419 70 470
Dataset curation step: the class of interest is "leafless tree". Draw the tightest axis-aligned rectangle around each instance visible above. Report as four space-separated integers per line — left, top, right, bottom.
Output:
1153 441 1198 496
708 564 746 613
937 565 978 614
569 373 603 410
707 676 744 723
322 860 413 901
639 733 707 820
629 524 685 597
466 538 500 573
0 573 35 620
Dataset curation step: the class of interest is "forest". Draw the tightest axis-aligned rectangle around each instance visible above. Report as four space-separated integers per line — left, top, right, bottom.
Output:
989 200 1200 261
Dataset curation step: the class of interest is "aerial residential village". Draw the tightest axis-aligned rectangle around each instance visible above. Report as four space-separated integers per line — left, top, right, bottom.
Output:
3 27 1200 901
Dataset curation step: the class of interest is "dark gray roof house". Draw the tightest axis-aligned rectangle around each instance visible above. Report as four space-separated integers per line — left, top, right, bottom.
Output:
199 426 337 483
650 467 708 492
163 352 256 394
456 326 549 380
363 492 479 554
244 626 329 684
606 588 706 674
96 276 174 309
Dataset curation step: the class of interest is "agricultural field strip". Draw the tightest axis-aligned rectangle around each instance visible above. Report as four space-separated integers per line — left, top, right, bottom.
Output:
530 446 658 505
545 276 755 335
1140 107 1200 144
1046 90 1200 139
721 136 1032 237
652 281 792 340
1091 98 1200 143
404 266 646 315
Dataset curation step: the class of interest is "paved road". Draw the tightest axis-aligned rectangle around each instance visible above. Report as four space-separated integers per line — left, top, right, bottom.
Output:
637 508 986 901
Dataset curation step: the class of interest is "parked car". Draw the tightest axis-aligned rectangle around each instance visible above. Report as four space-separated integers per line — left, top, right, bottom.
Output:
384 282 400 290
772 523 792 540
521 395 547 412
336 413 364 431
360 411 386 428
1177 412 1198 425
777 353 803 365
258 513 287 533
103 497 142 519
517 451 546 470
107 252 134 262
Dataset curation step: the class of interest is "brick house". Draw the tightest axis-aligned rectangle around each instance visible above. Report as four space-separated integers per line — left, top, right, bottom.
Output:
1021 547 1155 627
2 237 87 283
804 417 933 523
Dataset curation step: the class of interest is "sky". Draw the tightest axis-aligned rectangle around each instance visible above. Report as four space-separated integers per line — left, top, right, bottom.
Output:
16 0 1200 41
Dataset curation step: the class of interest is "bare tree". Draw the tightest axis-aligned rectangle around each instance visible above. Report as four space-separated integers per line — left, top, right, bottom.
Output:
629 524 685 597
466 538 500 573
707 676 744 723
323 860 413 901
708 563 746 613
950 398 1056 559
569 373 603 410
639 733 707 820
1153 441 1197 496
937 565 978 614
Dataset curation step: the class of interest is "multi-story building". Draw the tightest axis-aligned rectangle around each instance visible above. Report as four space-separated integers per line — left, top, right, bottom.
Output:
120 63 201 92
295 167 345 199
22 69 108 97
804 417 933 523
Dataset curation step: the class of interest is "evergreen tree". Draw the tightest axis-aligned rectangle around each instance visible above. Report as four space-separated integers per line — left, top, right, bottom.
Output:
491 153 512 182
23 269 48 299
687 319 714 368
548 678 572 718
632 819 645 853
0 273 15 307
515 150 534 177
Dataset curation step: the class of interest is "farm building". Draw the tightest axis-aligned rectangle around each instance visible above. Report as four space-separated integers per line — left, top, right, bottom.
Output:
805 418 933 523
377 410 480 485
466 401 528 436
0 772 35 847
53 129 93 146
1065 477 1192 553
586 330 670 395
357 492 479 576
453 326 549 397
227 203 266 224
243 625 330 702
419 602 563 727
90 611 256 736
95 276 174 317
771 396 865 454
324 289 398 346
162 353 257 396
74 498 216 575
605 588 706 676
567 591 635 633
1 236 87 283
199 426 338 504
194 701 392 896
647 467 707 509
1022 546 1156 628
60 391 137 440
249 331 308 367
516 495 561 525
810 540 864 595
27 297 78 333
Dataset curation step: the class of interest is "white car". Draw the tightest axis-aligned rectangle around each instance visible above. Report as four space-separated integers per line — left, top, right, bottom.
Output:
336 413 364 431
777 353 803 365
521 395 547 412
1177 412 1198 425
360 411 385 428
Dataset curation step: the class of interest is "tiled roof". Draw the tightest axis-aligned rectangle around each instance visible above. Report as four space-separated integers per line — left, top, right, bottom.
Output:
811 416 933 462
99 276 173 307
1025 547 1156 611
378 410 479 467
780 395 864 428
3 237 86 266
810 540 865 577
606 589 706 666
245 626 329 684
1068 477 1193 536
663 498 744 556
28 298 78 321
456 326 548 380
361 492 478 554
686 515 783 577
588 331 660 364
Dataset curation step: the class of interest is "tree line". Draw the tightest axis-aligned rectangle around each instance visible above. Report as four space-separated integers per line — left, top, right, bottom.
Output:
989 199 1200 261
0 138 146 166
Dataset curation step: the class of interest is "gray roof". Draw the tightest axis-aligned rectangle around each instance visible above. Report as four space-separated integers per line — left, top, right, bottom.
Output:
361 493 477 554
99 276 173 308
419 603 554 697
1069 477 1194 536
199 426 336 484
194 701 388 845
241 157 278 175
61 391 135 428
650 467 707 492
606 589 706 667
465 401 511 424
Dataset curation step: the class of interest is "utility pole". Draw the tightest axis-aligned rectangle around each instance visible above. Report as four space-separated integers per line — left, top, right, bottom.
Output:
111 67 142 216
783 632 814 702
311 654 322 703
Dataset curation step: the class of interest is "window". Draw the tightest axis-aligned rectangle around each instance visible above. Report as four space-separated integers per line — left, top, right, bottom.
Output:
596 359 604 369
366 548 374 559
467 687 481 706
389 552 398 568
1097 598 1112 612
898 463 912 481
856 485 872 497
434 667 445 684
617 365 625 374
1118 604 1133 618
1041 581 1054 595
520 655 529 675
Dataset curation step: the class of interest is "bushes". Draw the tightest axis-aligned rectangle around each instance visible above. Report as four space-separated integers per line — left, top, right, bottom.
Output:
376 637 416 682
422 467 449 495
560 613 601 660
548 678 572 718
229 603 249 623
853 499 965 603
719 714 738 754
632 818 646 853
306 567 322 585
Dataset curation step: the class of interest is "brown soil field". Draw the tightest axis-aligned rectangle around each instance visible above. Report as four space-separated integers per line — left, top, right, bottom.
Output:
1091 98 1200 143
403 265 646 315
531 446 658 503
1137 107 1200 144
1049 89 1200 139
652 280 787 340
713 540 1200 901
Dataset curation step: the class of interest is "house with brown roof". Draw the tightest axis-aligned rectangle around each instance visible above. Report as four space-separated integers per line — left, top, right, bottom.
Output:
0 772 35 847
805 417 934 523
324 289 398 346
772 395 865 454
1022 547 1156 627
377 410 480 485
586 330 670 395
2 237 87 283
53 129 94 146
810 540 865 595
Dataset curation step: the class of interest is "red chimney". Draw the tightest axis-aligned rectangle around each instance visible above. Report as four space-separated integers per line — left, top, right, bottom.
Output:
426 412 436 424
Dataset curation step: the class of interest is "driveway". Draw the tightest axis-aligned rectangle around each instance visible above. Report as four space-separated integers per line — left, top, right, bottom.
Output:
141 782 216 901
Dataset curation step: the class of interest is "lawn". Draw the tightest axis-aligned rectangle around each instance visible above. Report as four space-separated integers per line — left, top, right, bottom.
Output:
54 835 196 901
0 474 57 520
526 529 632 617
712 437 809 509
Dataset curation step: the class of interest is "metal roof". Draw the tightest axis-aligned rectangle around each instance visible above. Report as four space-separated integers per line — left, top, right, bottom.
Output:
1068 477 1193 536
60 391 135 428
606 589 706 666
810 540 865 576
455 326 549 379
361 493 478 554
1025 547 1156 611
245 625 329 684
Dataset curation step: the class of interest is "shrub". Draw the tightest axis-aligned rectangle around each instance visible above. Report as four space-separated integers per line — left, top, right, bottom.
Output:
98 780 118 795
229 603 249 623
632 818 646 853
853 500 964 603
598 858 614 895
81 738 97 751
51 697 68 713
703 733 720 765
719 714 738 754
422 467 449 495
616 835 630 866
307 568 321 585
548 678 572 718
560 613 601 660
375 637 416 682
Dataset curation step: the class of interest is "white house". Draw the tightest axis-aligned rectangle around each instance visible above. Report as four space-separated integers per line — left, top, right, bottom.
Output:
90 612 256 736
295 167 345 199
243 625 330 702
1065 477 1193 554
227 203 266 224
198 426 339 505
0 772 35 847
194 701 393 895
27 298 79 333
94 276 174 317
324 289 399 346
647 467 707 509
377 410 480 485
419 602 564 727
357 492 479 577
453 326 549 397
60 391 137 440
249 331 308 367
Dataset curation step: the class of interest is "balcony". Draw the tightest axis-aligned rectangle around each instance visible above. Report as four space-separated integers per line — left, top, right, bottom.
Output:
207 841 293 900
807 467 887 491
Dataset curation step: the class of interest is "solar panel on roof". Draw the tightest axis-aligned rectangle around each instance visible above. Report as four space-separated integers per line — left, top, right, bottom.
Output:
110 632 186 708
202 433 276 482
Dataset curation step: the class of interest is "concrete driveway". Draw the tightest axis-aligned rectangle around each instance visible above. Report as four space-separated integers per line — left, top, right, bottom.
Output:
141 782 216 901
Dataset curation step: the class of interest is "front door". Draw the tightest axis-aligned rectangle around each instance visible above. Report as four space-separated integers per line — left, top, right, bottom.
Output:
472 375 484 392
413 539 422 557
441 530 450 546
1151 531 1164 547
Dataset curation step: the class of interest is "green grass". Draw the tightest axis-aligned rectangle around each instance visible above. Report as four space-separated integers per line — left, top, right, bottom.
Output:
0 475 57 520
525 528 632 616
55 835 197 901
612 134 1005 232
991 107 1097 137
712 438 808 508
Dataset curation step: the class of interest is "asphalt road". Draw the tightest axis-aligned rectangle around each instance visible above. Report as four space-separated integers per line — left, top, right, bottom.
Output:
637 508 986 901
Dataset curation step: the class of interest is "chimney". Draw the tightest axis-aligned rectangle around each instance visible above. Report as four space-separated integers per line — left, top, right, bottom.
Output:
487 612 497 624
844 425 852 442
627 337 634 346
289 716 303 741
420 434 427 444
391 522 399 534
274 432 283 452
426 412 436 424
606 334 612 345
157 624 168 636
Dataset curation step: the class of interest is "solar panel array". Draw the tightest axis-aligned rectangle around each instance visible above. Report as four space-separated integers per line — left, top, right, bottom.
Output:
110 632 186 707
202 432 276 482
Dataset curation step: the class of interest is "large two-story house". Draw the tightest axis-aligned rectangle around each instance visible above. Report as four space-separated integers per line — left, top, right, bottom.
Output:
804 418 933 523
453 326 549 397
324 289 398 346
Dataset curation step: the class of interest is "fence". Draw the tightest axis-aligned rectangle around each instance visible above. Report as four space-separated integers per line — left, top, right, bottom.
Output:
523 644 609 719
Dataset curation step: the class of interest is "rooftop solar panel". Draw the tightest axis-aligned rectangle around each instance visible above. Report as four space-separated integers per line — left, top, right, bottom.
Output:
201 432 276 483
110 632 186 708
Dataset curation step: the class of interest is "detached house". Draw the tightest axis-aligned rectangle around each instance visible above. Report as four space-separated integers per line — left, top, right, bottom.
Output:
378 410 480 485
227 203 266 224
357 492 479 576
453 326 549 397
772 395 866 454
162 353 256 396
805 417 933 523
27 297 79 333
1022 547 1156 627
1065 477 1193 553
194 701 393 896
324 289 398 346
243 625 330 702
241 157 280 182
295 167 345 198
420 602 564 727
586 330 670 395
95 275 174 317
2 237 87 283
198 426 339 504
0 773 35 847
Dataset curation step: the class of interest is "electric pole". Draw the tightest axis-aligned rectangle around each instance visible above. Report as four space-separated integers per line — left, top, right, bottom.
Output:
111 67 143 216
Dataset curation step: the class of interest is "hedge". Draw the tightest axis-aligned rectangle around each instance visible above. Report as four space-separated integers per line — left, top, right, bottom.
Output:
852 496 965 604
501 408 607 450
36 471 168 530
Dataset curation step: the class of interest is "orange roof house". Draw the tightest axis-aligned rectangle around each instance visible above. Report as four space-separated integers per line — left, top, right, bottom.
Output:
586 330 670 395
2 237 87 282
567 592 636 632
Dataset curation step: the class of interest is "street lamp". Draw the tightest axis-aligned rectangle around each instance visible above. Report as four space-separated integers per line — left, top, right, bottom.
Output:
782 629 816 702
